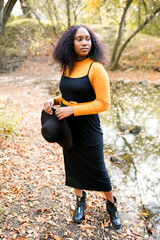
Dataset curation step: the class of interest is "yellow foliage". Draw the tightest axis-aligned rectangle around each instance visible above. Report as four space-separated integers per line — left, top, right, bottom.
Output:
84 0 101 21
86 0 100 8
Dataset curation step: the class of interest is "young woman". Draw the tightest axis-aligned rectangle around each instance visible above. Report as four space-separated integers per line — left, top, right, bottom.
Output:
43 25 122 229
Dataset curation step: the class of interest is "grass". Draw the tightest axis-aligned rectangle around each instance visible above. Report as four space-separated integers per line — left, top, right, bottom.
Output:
0 206 3 214
0 205 4 223
1 19 53 57
0 99 21 138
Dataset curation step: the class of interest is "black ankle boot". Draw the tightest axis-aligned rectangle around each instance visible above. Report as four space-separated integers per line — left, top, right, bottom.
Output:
107 196 122 229
73 191 86 224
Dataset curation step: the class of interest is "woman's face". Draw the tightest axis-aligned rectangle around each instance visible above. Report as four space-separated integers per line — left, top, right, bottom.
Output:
74 27 92 61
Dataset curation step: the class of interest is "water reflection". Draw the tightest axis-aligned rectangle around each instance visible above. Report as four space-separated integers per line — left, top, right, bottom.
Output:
100 82 160 236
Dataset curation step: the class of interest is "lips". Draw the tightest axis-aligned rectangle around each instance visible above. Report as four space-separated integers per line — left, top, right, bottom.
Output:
80 48 88 51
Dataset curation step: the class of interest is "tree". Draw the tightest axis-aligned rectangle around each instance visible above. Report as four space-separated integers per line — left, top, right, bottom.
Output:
19 0 31 18
110 0 133 69
0 0 17 37
71 0 86 24
0 0 4 34
110 0 160 69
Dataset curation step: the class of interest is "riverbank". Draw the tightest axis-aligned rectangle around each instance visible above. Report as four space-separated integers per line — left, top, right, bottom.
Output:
10 56 160 86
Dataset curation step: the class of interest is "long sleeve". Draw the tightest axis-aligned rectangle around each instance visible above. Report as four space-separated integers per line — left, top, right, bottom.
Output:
73 63 110 116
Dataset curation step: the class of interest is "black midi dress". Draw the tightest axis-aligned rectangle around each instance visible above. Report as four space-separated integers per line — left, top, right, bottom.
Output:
60 62 112 192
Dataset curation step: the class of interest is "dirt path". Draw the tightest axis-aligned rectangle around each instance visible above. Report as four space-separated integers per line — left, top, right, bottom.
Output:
0 71 156 240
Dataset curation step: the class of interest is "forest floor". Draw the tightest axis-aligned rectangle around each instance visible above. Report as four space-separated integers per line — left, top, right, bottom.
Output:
0 57 159 240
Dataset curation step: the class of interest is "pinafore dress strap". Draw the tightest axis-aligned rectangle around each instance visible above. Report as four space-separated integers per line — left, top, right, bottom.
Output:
88 62 94 76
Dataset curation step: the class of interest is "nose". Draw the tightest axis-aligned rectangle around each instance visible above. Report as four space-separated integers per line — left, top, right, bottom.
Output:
81 39 87 45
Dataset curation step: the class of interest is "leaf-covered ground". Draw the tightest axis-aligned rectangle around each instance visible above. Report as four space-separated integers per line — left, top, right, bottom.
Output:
0 62 158 239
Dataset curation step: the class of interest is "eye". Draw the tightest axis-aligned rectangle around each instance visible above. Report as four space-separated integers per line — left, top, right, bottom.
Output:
77 37 82 42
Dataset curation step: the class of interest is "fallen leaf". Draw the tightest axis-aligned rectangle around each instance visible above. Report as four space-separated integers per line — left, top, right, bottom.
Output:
43 207 50 212
44 234 49 239
147 228 153 235
99 192 106 199
52 235 61 240
35 208 42 213
46 220 58 227
17 216 26 223
35 216 46 223
35 224 39 231
1 189 9 194
101 222 104 229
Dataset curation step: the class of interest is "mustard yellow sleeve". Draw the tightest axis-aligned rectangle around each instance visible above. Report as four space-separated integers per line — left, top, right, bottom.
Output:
73 63 110 116
54 95 63 105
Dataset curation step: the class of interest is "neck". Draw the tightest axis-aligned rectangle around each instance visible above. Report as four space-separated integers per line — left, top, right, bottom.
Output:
75 56 87 62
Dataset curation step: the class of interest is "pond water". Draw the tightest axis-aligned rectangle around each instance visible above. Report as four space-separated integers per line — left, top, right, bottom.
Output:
100 82 160 237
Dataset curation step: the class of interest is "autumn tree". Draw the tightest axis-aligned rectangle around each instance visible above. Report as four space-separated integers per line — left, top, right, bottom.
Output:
110 0 160 69
83 0 104 24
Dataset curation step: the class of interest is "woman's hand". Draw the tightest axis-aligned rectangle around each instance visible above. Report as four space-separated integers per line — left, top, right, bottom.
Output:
43 98 54 115
55 107 74 120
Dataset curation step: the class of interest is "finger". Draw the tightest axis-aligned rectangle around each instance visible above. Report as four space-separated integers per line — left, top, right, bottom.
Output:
55 109 61 116
44 107 53 115
56 113 61 119
43 105 49 111
49 109 53 115
58 115 64 120
56 112 64 120
44 101 52 108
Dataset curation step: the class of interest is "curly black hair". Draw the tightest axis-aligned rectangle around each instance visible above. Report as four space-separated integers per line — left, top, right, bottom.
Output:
53 25 106 75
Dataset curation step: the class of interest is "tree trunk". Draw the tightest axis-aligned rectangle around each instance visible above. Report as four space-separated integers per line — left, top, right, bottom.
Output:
0 0 17 37
111 6 160 69
66 0 71 28
26 2 46 32
110 0 133 65
0 0 4 33
19 0 31 18
138 0 141 27
45 0 60 39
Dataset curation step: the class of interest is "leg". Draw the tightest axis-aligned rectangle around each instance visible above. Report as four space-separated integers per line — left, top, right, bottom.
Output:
104 190 122 229
73 188 86 224
74 188 83 197
104 190 114 202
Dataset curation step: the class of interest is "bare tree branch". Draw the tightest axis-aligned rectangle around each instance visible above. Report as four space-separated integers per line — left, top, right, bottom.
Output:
141 0 148 14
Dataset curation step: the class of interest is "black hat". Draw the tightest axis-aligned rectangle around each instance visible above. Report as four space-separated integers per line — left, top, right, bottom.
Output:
41 108 73 150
